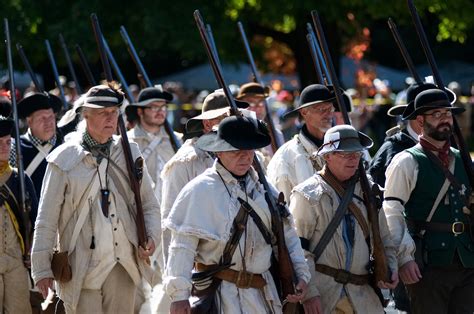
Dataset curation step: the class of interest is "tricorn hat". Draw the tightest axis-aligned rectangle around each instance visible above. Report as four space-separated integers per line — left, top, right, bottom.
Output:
196 115 271 152
0 116 14 137
236 82 270 100
317 124 373 156
185 90 249 134
284 84 336 118
125 85 173 121
402 88 464 120
17 92 62 119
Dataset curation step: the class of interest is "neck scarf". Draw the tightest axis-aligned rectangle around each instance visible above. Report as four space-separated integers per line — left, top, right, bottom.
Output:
419 137 450 168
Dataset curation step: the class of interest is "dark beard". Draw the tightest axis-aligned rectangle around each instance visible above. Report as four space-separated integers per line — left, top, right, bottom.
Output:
424 120 452 141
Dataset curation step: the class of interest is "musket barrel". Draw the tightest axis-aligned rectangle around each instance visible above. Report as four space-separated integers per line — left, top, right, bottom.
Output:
16 43 43 92
75 44 97 86
387 18 422 84
4 18 29 260
45 39 68 110
59 34 83 95
305 30 324 84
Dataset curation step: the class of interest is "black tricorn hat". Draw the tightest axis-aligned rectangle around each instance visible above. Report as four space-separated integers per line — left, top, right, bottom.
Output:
125 86 173 122
196 115 271 152
236 82 270 99
0 97 12 117
284 84 335 118
17 92 62 119
402 88 465 120
0 116 14 137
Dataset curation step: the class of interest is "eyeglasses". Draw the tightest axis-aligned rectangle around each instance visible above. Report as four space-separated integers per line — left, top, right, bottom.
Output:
144 105 167 112
334 151 363 159
309 106 335 114
423 111 452 119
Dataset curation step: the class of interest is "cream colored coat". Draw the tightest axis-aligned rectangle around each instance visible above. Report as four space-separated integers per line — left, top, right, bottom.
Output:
267 131 324 202
290 173 397 314
127 124 182 205
31 136 161 311
164 161 311 313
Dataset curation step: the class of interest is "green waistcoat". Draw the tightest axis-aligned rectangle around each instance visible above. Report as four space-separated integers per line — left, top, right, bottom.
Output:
405 146 474 267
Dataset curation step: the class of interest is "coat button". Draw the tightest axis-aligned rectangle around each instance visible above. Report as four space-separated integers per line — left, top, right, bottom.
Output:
441 242 446 247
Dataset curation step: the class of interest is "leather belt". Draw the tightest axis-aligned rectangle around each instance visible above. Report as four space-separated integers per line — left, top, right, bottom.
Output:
195 263 266 289
408 220 470 236
315 264 369 286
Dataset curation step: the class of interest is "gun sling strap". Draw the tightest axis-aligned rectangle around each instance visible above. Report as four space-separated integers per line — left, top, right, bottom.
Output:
304 169 373 286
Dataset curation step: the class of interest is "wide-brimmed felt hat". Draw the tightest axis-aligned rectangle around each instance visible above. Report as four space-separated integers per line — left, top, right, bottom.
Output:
284 84 335 118
185 90 249 134
388 83 455 118
317 124 373 156
17 92 62 119
80 85 124 111
236 82 270 100
0 97 12 117
196 115 271 152
402 88 464 120
125 86 173 121
0 116 14 137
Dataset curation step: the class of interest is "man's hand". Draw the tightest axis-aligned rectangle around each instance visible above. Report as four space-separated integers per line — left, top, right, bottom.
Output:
303 296 322 314
285 279 308 303
170 300 191 314
138 237 155 260
37 278 54 298
378 271 399 289
399 260 422 284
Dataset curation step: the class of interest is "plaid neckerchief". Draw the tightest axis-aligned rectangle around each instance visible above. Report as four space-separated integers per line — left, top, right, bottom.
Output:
27 129 57 147
81 131 113 163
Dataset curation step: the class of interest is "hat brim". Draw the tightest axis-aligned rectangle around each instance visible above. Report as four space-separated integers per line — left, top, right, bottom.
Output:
402 103 465 120
318 131 373 156
387 105 407 117
196 130 270 152
129 98 170 108
283 97 336 119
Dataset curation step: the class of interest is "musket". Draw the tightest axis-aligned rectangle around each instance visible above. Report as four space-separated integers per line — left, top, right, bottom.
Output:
4 18 30 263
387 19 422 84
195 11 297 312
305 24 325 84
119 26 181 152
16 44 43 92
307 23 331 85
59 34 83 95
206 24 221 66
90 13 148 249
74 44 97 87
406 0 474 201
311 10 390 286
45 39 68 110
237 21 282 153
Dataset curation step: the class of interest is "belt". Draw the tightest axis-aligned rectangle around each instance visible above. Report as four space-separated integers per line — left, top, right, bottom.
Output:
315 264 369 286
408 220 470 236
195 263 266 289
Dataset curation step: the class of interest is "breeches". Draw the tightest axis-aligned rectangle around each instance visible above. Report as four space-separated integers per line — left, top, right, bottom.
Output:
66 264 136 314
0 259 31 314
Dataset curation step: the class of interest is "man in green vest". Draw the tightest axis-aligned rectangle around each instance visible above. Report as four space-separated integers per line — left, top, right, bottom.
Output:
383 88 474 313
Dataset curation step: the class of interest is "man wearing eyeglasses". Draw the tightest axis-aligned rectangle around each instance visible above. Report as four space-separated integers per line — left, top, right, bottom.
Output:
383 88 474 313
290 124 398 313
267 84 338 201
126 86 182 205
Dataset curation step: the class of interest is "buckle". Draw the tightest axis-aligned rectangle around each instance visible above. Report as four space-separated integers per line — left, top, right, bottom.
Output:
236 270 253 289
452 222 465 236
334 270 351 285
